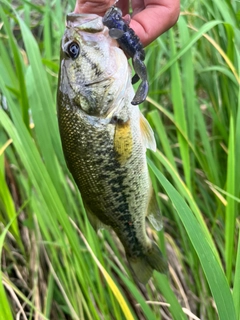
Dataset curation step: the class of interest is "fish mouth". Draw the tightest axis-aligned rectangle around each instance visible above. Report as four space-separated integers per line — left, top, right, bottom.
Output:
61 57 111 86
84 78 109 86
66 12 104 32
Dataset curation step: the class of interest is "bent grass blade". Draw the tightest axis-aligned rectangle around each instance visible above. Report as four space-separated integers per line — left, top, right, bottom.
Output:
148 159 236 320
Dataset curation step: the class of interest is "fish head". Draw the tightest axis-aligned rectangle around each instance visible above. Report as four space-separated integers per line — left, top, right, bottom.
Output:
58 13 130 117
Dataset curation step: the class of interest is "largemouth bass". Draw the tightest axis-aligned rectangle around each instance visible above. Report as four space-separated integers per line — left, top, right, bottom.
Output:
57 13 168 284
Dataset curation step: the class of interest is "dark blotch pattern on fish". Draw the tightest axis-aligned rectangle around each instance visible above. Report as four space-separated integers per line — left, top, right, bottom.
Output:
58 92 145 257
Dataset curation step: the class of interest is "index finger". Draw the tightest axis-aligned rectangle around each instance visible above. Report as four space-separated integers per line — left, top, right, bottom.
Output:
129 0 180 46
74 0 115 16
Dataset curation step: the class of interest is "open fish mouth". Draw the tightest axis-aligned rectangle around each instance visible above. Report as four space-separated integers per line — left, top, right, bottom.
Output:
66 12 104 31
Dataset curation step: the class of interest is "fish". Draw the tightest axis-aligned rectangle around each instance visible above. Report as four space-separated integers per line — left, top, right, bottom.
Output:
57 12 168 284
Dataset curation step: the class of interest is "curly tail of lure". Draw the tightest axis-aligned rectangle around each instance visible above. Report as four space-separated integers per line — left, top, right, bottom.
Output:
102 5 149 105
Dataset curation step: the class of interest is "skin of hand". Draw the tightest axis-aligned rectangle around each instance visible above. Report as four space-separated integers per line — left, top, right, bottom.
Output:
74 0 180 46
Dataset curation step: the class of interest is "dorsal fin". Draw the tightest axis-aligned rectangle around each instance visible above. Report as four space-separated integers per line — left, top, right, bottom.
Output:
139 112 156 151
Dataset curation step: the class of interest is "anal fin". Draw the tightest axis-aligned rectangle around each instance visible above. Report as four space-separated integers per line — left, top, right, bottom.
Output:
147 187 163 231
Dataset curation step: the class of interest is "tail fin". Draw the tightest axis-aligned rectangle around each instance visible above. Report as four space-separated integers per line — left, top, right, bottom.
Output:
127 241 168 284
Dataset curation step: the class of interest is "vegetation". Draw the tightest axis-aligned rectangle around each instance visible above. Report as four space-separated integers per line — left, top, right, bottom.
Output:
0 0 239 319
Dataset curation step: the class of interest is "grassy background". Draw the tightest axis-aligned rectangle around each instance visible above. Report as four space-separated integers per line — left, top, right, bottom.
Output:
0 0 239 319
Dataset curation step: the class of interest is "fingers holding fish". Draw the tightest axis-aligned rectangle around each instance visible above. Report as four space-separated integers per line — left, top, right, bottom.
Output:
74 0 116 16
128 0 180 46
74 0 180 47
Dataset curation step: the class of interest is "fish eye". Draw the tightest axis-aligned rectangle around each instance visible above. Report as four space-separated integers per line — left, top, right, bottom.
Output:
67 42 80 59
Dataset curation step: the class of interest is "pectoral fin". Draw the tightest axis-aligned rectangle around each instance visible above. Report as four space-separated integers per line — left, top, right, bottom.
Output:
139 113 156 151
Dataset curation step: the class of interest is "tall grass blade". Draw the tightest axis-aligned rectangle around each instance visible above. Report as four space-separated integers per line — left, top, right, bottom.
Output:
169 28 191 190
1 273 49 320
148 110 176 170
0 220 15 320
155 274 188 320
151 150 220 263
233 51 240 319
0 151 21 244
178 16 196 146
109 260 159 320
225 115 236 282
233 229 240 320
148 159 236 320
151 20 224 82
71 219 135 320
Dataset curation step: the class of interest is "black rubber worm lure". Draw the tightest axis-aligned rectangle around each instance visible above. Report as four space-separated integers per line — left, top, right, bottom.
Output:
103 6 148 105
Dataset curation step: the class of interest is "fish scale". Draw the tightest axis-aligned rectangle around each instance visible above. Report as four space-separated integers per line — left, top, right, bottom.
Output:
57 12 168 284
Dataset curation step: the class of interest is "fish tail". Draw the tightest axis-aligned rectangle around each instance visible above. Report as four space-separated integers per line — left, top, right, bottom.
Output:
127 241 168 284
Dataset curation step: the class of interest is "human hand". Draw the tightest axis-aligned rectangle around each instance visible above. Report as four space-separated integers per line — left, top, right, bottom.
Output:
74 0 180 47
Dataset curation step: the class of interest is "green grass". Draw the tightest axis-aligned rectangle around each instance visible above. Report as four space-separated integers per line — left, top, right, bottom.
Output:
0 0 239 319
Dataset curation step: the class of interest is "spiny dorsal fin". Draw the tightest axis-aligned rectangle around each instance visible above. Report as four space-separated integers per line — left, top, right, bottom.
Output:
139 112 156 151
